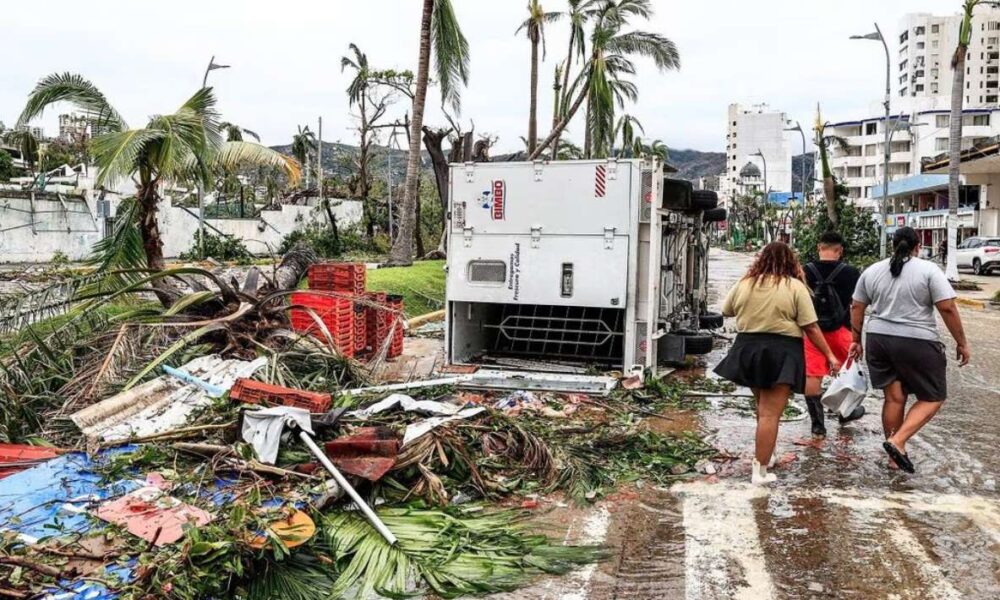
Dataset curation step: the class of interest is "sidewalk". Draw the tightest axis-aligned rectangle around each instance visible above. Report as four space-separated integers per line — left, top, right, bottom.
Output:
954 270 999 309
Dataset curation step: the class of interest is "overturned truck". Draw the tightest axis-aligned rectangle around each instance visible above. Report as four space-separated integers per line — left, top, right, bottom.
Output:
445 158 724 375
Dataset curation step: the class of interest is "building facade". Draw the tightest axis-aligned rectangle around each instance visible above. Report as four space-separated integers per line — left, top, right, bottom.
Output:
723 103 792 202
897 7 1000 110
824 108 999 209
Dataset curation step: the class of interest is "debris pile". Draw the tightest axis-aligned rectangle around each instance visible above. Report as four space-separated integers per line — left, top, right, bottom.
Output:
0 253 723 599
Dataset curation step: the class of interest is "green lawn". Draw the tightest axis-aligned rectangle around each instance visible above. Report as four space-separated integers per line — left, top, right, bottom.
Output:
366 260 446 318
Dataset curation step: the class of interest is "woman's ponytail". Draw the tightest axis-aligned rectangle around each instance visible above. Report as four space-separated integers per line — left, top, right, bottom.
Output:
890 226 919 277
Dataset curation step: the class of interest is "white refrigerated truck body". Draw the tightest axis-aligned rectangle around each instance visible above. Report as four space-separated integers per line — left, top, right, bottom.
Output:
445 158 711 375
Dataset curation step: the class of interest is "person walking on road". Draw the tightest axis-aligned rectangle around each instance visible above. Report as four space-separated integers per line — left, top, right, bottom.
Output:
715 242 842 484
803 231 865 436
849 227 970 474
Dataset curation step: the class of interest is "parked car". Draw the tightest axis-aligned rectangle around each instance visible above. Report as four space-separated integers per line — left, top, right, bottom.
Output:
955 236 1000 275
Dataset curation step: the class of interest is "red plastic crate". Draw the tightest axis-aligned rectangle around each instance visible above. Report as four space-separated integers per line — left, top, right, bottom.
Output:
231 378 332 413
352 301 367 354
386 294 405 358
308 263 366 294
363 292 389 355
288 292 356 356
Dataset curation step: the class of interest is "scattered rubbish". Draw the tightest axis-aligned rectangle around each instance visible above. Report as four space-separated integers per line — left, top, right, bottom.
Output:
70 355 266 442
243 405 398 545
242 405 314 465
161 363 226 398
485 356 589 374
459 369 618 396
402 407 487 446
246 509 316 550
349 393 466 419
411 320 445 337
93 486 214 546
343 376 465 396
320 427 400 482
621 374 644 390
0 443 62 479
231 378 332 413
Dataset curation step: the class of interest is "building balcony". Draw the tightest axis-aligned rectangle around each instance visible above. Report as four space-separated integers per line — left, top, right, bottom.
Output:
886 207 978 231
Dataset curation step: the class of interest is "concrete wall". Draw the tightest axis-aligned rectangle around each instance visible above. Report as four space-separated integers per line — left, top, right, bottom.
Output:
0 185 363 262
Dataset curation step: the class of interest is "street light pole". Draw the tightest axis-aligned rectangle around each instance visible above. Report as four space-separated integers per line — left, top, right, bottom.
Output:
784 122 807 204
198 56 231 259
851 23 891 258
752 149 768 242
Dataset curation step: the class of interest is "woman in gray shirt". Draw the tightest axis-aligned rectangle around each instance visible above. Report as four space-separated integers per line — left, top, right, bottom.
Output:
849 227 970 474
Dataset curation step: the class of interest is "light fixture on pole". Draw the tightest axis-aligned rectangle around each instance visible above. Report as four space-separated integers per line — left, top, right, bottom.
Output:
784 122 808 205
751 150 769 242
202 55 230 88
851 24 890 257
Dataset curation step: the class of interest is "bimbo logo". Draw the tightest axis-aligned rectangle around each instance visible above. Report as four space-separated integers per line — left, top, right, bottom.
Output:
481 180 506 220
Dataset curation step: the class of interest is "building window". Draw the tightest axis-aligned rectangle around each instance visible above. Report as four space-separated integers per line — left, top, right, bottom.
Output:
973 114 991 126
932 24 940 33
900 31 909 43
916 84 925 92
864 165 876 177
915 26 925 36
932 83 939 93
936 114 949 127
864 143 877 156
865 122 878 135
935 137 948 151
932 40 939 49
917 42 925 49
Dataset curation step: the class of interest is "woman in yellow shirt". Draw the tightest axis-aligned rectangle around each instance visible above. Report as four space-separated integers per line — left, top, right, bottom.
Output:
715 242 842 484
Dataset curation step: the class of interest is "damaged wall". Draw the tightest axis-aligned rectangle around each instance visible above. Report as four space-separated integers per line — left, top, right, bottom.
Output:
0 189 363 262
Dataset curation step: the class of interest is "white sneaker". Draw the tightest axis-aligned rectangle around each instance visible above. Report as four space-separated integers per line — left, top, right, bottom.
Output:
751 459 777 485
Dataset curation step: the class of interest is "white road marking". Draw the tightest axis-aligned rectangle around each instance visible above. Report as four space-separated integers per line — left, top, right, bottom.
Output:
884 517 964 600
674 481 776 600
552 505 611 600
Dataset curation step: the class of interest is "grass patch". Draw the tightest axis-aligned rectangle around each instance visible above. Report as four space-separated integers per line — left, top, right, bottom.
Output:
366 260 445 318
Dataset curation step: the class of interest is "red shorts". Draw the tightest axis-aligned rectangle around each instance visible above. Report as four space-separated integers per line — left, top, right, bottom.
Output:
804 326 852 377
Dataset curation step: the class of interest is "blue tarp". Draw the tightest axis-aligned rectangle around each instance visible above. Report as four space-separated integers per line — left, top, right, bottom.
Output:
767 192 804 206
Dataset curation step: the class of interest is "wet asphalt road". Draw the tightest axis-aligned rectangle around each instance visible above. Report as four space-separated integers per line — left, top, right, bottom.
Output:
507 249 1000 600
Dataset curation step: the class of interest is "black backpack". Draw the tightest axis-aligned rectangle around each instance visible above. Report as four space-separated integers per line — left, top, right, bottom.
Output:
806 262 847 332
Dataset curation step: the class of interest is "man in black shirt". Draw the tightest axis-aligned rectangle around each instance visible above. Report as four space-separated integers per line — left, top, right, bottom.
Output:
802 231 865 436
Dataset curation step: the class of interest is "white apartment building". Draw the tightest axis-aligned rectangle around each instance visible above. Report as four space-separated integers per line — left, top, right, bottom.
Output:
824 108 998 208
723 103 792 202
897 6 1000 110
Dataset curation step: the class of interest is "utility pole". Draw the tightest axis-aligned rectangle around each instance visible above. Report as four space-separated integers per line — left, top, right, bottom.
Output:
851 24 890 258
318 116 324 203
198 56 230 259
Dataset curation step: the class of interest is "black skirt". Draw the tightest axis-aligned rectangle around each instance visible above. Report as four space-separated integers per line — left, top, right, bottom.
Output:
713 332 806 393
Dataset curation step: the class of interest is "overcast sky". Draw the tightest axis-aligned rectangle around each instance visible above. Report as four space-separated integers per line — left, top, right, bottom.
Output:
2 0 955 154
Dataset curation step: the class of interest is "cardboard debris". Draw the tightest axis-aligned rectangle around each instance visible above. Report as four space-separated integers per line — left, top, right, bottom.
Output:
349 393 467 419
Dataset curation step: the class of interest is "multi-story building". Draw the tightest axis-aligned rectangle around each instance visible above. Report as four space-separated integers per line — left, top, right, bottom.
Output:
897 7 1000 110
723 103 792 202
58 113 90 145
824 107 998 209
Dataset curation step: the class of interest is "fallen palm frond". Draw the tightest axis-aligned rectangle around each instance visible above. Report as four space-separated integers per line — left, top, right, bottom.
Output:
320 504 605 599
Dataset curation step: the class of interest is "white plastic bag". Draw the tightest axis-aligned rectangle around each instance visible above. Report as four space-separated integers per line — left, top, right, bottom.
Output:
821 359 868 418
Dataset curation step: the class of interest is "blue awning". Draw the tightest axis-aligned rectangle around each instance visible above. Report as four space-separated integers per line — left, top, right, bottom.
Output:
870 174 948 200
767 191 804 206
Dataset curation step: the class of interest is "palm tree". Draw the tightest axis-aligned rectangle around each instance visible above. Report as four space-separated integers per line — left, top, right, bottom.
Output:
517 1 562 156
291 125 317 189
945 0 985 280
17 73 299 272
389 0 470 266
551 0 598 158
613 113 643 157
219 121 260 142
813 105 849 227
1 128 40 172
530 0 679 160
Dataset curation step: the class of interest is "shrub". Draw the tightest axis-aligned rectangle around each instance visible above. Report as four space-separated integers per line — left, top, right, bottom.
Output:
181 230 254 264
793 187 880 268
279 223 381 259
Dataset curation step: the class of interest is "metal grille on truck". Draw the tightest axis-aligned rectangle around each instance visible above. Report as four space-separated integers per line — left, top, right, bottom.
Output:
482 303 625 364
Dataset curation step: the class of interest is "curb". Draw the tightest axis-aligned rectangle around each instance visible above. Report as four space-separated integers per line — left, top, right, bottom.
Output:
955 297 987 310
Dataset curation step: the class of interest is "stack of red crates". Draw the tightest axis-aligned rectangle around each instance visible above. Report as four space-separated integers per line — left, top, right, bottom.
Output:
288 291 355 357
308 263 366 294
386 294 405 358
289 263 407 362
231 378 332 413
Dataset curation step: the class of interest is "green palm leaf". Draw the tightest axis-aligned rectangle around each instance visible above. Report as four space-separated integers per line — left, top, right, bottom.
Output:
431 0 471 112
214 141 302 186
17 72 126 132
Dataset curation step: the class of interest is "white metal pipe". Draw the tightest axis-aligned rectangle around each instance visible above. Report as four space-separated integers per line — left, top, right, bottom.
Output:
296 429 398 546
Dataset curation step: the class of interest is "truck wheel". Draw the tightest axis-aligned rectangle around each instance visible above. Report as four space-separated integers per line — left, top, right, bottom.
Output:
678 330 714 355
702 208 727 223
698 311 724 330
691 190 719 210
973 258 983 275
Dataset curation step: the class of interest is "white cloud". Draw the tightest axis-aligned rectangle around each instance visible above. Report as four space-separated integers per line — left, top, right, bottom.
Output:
0 0 955 154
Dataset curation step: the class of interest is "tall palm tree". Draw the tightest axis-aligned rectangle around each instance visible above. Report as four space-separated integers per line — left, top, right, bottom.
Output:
945 0 983 280
219 121 260 142
517 1 562 156
530 0 679 160
389 0 470 266
291 125 317 188
17 73 300 271
551 0 598 158
613 113 643 157
813 105 849 227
